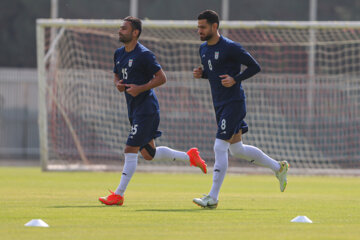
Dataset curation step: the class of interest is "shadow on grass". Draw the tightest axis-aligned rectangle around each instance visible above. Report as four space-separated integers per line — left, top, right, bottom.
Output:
48 206 276 212
136 208 276 212
136 208 259 212
48 205 111 208
136 208 216 212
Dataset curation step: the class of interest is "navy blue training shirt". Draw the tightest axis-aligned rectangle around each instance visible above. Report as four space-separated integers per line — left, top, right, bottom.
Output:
113 42 161 118
199 35 261 107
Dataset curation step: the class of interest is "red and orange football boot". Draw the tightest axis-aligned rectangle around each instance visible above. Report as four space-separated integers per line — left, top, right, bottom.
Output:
99 190 124 206
187 148 207 174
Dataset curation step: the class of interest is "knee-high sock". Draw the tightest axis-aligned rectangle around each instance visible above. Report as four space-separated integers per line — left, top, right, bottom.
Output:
115 153 138 196
229 141 280 172
153 146 189 162
209 139 230 201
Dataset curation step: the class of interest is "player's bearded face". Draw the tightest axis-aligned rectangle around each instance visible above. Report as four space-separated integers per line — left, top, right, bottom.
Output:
198 20 214 41
119 22 133 43
200 29 213 41
119 32 133 43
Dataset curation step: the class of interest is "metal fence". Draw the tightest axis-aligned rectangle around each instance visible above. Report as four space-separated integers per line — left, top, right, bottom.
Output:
0 68 39 159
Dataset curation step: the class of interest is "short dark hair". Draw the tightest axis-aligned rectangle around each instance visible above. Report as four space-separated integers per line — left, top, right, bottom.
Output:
198 10 220 29
124 16 142 38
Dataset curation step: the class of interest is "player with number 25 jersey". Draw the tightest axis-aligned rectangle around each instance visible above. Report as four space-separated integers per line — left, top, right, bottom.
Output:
99 16 207 207
114 43 161 120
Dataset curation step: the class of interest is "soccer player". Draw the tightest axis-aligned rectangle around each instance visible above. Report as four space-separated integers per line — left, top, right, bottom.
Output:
192 10 289 209
99 16 207 206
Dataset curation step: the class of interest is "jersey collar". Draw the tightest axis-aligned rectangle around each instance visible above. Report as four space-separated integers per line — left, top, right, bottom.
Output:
207 35 223 48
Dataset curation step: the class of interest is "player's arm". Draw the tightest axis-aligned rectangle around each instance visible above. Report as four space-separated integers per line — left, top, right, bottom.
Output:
193 66 207 79
125 69 166 97
232 50 261 83
193 47 208 79
231 44 261 83
114 73 126 92
193 66 203 78
220 44 261 87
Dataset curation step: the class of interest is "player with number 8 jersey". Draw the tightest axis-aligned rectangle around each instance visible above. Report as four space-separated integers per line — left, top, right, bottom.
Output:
99 16 207 206
192 10 289 209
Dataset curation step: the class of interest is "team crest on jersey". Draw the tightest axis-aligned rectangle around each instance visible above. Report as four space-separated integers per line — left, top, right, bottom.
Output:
214 51 219 60
128 59 133 67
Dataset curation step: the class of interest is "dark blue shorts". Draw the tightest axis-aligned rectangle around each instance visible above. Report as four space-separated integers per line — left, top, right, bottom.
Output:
126 113 162 147
215 100 248 140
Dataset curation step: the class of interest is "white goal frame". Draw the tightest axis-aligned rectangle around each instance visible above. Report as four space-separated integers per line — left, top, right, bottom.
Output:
37 19 360 175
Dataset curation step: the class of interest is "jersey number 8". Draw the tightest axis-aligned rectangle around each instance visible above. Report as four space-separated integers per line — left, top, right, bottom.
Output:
221 119 226 130
208 59 213 71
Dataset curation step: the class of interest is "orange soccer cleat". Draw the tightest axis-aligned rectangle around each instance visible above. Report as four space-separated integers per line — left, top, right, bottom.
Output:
99 190 124 206
187 148 207 174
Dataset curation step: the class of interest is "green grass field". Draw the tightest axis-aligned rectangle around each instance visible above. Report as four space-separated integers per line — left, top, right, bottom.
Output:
1 167 359 240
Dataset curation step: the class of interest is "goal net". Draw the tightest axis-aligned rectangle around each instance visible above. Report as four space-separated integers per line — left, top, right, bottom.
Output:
36 19 360 173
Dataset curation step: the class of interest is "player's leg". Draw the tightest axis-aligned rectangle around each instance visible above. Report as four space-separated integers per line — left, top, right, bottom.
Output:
193 139 229 208
140 140 207 173
99 145 138 206
194 104 235 208
209 102 246 201
138 115 207 173
140 139 157 160
228 131 280 172
228 130 289 192
114 145 139 196
140 139 188 162
114 114 158 198
100 115 149 206
209 138 230 198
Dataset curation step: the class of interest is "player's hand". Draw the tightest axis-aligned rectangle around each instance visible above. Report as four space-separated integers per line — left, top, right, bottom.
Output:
193 67 203 79
219 74 236 87
124 84 142 97
115 79 126 92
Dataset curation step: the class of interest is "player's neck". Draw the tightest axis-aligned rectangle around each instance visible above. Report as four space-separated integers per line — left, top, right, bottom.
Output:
207 32 221 46
124 40 138 52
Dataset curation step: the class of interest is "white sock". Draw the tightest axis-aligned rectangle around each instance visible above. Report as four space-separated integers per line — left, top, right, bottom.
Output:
115 153 138 196
229 141 280 172
209 139 230 201
153 146 189 162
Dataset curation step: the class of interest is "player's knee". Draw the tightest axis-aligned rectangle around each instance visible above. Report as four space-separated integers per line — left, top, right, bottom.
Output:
213 138 230 153
140 144 156 161
213 139 230 173
142 152 153 161
214 160 228 173
229 141 245 158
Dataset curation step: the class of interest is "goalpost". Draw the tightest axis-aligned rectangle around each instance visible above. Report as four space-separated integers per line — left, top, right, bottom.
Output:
36 19 360 174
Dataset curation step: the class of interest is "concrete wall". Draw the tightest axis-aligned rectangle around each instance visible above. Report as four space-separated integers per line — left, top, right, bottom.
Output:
0 68 39 159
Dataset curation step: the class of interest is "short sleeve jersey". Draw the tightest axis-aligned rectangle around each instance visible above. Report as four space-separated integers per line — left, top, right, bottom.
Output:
199 35 259 107
113 43 161 118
